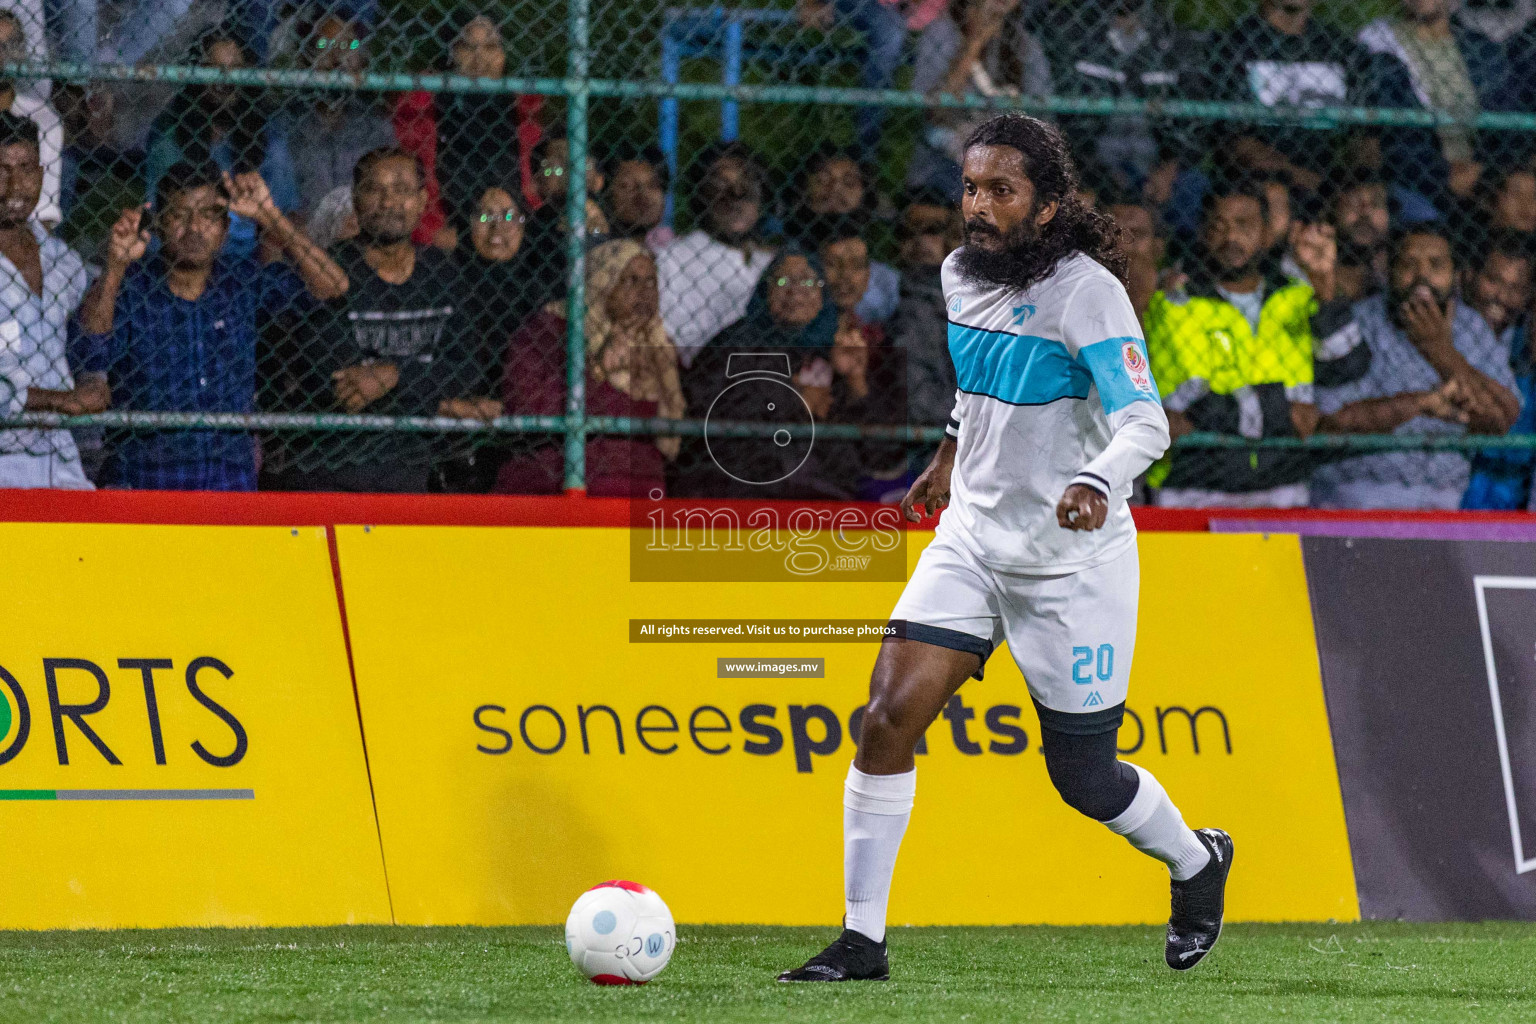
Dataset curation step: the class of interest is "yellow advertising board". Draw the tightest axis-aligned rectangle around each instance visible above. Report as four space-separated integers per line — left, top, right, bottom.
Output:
0 524 391 929
340 525 1358 926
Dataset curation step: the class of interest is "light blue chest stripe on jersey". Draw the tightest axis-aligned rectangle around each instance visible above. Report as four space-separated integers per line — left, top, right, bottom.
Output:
1077 336 1160 414
948 323 1160 413
948 322 1092 406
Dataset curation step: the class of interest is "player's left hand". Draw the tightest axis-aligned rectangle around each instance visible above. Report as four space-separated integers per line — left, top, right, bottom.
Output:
1056 483 1108 532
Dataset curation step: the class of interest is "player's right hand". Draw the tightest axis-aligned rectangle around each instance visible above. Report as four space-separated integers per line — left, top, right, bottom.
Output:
900 442 955 523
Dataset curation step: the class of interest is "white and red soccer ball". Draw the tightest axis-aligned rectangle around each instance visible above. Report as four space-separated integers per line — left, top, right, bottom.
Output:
565 880 676 984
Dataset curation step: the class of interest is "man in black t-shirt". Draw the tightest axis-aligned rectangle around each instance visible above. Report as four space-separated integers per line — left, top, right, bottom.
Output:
1207 0 1373 189
269 147 499 492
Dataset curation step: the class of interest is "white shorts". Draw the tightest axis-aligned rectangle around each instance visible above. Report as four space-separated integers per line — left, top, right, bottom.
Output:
890 529 1139 734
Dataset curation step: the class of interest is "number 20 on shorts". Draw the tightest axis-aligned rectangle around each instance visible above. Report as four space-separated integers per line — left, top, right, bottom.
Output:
1071 644 1114 685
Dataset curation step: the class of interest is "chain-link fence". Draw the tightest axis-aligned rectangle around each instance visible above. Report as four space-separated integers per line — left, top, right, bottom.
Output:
0 0 1533 505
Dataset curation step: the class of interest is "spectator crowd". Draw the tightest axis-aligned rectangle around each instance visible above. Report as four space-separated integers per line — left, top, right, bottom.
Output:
2 0 1536 508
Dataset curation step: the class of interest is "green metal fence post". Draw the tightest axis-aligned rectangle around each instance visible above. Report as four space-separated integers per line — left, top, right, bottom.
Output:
561 0 591 493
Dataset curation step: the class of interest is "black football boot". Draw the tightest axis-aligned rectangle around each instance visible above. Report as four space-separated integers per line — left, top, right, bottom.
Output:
1165 827 1234 972
777 928 889 982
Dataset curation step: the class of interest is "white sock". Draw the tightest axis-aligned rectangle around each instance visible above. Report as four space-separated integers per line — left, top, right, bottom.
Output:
843 763 915 943
1103 763 1211 881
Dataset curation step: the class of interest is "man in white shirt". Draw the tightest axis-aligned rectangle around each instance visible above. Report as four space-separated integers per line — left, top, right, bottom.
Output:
0 11 61 227
656 141 773 366
0 112 119 489
779 115 1231 985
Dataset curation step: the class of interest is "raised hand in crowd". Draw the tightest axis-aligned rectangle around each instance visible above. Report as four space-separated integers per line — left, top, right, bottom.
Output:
938 0 1020 97
224 170 278 223
78 206 151 337
1289 221 1337 302
962 0 1016 49
222 170 349 301
1229 137 1321 193
1155 264 1189 298
107 205 150 266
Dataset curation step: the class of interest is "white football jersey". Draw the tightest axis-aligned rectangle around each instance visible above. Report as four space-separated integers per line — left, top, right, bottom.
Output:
938 250 1170 574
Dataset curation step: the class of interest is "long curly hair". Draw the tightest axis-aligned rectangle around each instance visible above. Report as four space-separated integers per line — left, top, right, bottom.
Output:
960 115 1129 289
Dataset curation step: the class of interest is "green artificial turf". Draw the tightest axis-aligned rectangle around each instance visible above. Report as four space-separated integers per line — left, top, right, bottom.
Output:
0 923 1532 1023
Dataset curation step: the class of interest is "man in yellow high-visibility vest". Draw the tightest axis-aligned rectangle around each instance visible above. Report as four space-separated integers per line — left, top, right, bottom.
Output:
1144 176 1362 506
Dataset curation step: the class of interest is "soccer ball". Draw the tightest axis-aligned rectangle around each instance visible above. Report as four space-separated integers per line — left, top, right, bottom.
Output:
565 880 676 984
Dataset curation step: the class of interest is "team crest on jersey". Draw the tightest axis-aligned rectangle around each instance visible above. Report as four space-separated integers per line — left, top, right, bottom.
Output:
1122 341 1154 394
1011 304 1036 325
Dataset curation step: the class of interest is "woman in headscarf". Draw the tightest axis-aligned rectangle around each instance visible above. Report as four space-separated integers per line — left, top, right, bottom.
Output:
432 10 544 227
430 185 539 492
461 186 536 394
496 238 684 497
678 249 895 498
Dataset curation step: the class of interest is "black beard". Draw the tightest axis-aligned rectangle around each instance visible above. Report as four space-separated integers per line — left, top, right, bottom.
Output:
167 253 214 271
357 226 413 246
1336 237 1381 270
1201 245 1262 284
954 219 1040 288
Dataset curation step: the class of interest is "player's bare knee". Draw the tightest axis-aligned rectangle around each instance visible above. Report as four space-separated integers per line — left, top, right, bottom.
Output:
856 698 908 757
861 663 905 742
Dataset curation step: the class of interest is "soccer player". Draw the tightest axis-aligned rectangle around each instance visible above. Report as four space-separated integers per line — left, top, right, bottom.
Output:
778 115 1232 982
